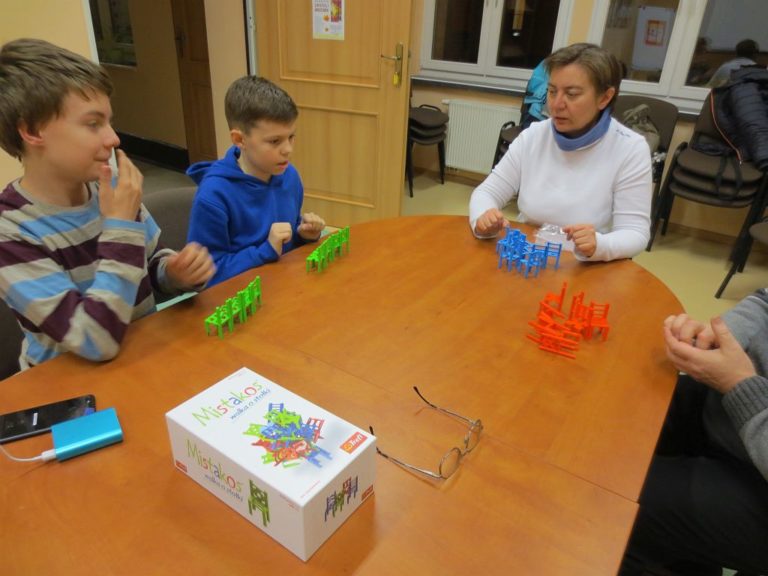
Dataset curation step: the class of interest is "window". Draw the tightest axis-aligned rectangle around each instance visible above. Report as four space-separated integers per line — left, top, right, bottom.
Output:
89 0 137 67
419 0 768 115
685 0 768 88
418 0 575 92
601 1 680 84
590 0 768 114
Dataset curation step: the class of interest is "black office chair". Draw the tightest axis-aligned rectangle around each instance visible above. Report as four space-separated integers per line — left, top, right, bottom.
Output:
491 63 549 169
142 186 197 303
142 186 197 252
492 121 523 168
406 105 449 197
0 299 23 380
612 95 679 210
647 93 768 298
716 218 768 298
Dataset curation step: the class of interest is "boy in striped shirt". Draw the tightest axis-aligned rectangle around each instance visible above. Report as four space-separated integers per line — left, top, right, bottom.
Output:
0 38 215 369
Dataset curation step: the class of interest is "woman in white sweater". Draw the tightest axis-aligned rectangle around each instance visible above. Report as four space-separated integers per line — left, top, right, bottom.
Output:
469 43 652 262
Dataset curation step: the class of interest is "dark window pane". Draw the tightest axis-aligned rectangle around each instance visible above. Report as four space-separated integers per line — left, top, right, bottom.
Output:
90 0 136 67
685 0 768 87
89 0 103 41
108 0 134 44
497 0 561 69
431 0 483 64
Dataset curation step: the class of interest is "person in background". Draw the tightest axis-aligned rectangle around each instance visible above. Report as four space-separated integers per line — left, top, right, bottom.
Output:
187 76 325 287
520 59 550 129
468 43 651 262
620 289 768 576
708 38 760 88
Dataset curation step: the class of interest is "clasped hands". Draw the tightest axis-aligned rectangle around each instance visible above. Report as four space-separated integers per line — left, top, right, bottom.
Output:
475 209 598 257
268 212 325 255
664 313 756 394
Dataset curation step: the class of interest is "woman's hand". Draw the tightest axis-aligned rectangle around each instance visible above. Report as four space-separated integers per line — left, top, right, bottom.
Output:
563 224 597 257
475 209 508 237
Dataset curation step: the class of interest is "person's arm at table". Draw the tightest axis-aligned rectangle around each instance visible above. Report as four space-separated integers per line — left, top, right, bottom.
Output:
567 137 652 261
468 136 522 238
664 311 768 481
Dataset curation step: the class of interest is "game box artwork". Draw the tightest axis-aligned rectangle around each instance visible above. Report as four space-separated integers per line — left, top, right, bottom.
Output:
166 367 376 561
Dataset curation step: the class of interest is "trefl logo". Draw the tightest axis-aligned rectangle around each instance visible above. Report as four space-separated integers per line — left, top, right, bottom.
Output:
340 431 367 454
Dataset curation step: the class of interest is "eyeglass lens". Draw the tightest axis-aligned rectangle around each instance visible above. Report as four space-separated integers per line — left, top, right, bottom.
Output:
439 446 462 479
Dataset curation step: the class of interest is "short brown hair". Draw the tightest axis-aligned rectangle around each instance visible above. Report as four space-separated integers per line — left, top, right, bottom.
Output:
0 38 113 159
225 76 298 131
545 43 622 108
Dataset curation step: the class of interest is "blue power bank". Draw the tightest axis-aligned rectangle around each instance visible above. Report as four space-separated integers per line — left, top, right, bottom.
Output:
51 407 123 461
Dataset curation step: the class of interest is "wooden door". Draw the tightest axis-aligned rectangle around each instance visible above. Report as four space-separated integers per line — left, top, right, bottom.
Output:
171 0 217 163
255 0 412 225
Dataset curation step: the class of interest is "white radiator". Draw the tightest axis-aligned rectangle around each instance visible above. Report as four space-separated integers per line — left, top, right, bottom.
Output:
445 99 521 174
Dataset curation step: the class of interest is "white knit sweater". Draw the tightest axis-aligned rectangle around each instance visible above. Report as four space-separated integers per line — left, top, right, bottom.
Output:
469 117 652 261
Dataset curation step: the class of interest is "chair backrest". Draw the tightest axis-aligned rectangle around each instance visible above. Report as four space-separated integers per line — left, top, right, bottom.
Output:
0 298 23 380
493 121 523 168
612 95 679 153
142 186 197 251
690 92 723 143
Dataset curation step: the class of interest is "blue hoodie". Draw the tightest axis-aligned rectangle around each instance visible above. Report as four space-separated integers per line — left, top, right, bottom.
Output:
187 145 308 286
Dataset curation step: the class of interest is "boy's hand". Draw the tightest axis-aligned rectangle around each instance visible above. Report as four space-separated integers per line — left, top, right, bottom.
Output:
298 212 325 240
563 224 597 258
475 208 508 237
268 222 293 256
165 242 215 289
98 149 143 222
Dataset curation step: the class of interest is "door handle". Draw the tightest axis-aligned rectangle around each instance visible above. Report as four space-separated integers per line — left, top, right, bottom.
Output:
380 43 404 86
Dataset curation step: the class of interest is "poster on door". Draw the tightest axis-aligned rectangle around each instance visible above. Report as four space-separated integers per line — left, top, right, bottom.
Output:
313 0 344 41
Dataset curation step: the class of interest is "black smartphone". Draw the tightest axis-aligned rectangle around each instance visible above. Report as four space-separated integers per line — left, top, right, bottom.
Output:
0 395 96 444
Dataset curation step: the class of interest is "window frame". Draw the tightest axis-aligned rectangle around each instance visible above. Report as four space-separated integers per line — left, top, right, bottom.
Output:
417 0 576 92
587 0 709 115
416 0 715 115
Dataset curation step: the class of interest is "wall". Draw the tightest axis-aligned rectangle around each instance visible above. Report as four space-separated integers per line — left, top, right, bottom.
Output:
106 0 186 147
204 0 248 156
0 0 93 185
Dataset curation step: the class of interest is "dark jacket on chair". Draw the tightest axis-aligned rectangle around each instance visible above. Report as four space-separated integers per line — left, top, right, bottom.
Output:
713 66 768 170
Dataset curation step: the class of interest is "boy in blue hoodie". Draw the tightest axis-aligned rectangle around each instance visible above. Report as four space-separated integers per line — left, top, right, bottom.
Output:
187 76 325 286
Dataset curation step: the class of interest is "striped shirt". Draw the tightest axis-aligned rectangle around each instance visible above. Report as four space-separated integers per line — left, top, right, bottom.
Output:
0 180 176 368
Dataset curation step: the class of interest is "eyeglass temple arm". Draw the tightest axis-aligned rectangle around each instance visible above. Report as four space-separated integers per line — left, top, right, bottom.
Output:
412 386 478 427
369 425 443 480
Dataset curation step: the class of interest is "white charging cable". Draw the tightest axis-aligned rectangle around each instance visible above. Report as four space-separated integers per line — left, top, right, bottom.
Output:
0 442 56 462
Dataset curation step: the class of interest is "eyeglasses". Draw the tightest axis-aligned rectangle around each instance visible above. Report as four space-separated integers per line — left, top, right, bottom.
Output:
369 386 483 480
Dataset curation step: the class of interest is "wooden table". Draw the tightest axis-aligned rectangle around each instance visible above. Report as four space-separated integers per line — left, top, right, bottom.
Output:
0 216 683 575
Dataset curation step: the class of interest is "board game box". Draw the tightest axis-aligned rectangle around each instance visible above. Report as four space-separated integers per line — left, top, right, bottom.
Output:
166 367 376 560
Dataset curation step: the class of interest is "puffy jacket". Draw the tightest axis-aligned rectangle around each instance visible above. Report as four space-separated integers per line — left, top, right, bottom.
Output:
713 66 768 170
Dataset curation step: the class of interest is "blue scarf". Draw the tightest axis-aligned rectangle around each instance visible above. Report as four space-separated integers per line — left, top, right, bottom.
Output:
552 108 612 151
